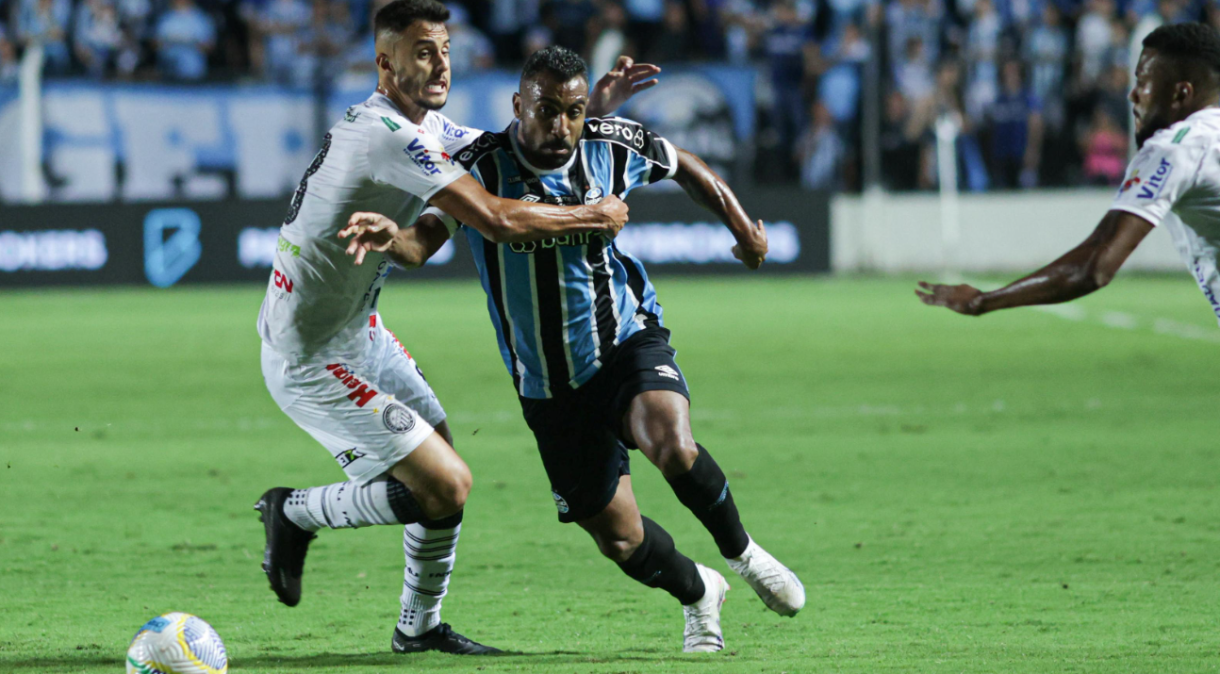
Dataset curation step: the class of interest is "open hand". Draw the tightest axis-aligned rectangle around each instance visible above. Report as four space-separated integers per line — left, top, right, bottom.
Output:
915 281 986 315
589 56 661 116
731 219 768 270
339 212 400 265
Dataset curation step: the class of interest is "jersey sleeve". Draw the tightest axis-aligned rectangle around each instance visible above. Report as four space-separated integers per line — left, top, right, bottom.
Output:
586 117 679 195
420 205 460 238
367 118 467 202
430 112 483 155
1110 131 1203 226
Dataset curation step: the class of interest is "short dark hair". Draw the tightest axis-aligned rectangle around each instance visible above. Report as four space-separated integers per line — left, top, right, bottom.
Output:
1143 22 1220 79
521 45 589 87
374 0 449 36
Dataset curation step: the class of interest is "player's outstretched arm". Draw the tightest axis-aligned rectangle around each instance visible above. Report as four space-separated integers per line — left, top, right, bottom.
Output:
914 210 1154 316
587 56 661 118
339 212 450 268
671 147 768 269
429 174 628 244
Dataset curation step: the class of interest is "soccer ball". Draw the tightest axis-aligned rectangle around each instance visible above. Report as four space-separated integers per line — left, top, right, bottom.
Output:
125 612 228 674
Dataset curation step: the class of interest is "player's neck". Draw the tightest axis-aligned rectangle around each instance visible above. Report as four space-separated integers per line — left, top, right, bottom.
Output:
377 84 428 126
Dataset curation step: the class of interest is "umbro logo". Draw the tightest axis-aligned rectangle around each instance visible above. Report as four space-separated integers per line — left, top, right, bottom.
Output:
655 365 681 381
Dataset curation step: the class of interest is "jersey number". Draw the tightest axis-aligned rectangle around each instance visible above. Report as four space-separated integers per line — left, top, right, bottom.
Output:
284 133 333 225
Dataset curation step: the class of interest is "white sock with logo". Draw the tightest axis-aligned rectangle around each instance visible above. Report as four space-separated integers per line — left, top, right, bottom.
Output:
282 476 403 532
397 520 461 637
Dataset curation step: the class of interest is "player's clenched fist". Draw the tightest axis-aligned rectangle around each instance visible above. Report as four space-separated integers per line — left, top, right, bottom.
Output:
596 195 629 237
340 212 400 265
731 219 768 270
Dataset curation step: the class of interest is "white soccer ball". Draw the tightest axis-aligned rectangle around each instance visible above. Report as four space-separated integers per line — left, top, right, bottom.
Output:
125 612 229 674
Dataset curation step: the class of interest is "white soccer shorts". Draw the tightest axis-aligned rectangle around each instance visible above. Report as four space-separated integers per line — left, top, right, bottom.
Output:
261 315 446 482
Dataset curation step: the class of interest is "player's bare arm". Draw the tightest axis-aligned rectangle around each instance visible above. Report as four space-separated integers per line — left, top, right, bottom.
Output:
586 56 661 118
915 210 1153 315
671 148 768 269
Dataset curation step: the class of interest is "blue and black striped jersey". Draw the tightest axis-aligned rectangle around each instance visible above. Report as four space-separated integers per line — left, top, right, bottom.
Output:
453 117 679 399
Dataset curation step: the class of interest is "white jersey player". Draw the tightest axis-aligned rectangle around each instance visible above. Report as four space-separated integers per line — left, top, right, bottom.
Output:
253 0 658 656
916 23 1220 327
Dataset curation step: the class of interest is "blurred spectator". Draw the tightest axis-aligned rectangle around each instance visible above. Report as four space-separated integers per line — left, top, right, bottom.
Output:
1081 107 1126 184
542 0 597 54
15 0 72 73
879 91 922 190
796 101 844 189
894 36 933 105
886 0 939 68
986 59 1042 188
446 3 492 74
964 0 1001 120
648 0 692 63
0 30 18 83
259 0 308 83
74 0 122 77
154 0 215 80
764 0 813 154
589 0 625 76
487 0 539 62
1025 3 1068 126
1076 0 1116 86
625 0 664 57
816 21 868 126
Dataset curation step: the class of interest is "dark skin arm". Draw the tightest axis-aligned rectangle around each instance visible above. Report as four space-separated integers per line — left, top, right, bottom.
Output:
672 148 769 269
915 210 1154 315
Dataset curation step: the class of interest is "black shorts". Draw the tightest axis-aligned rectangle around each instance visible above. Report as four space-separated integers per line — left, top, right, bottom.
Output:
519 326 690 523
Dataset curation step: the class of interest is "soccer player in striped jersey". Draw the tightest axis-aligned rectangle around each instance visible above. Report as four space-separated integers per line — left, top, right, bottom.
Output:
341 46 805 653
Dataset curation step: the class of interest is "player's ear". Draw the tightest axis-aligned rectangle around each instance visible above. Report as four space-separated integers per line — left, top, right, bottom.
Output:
1175 81 1193 104
375 52 392 75
512 92 522 120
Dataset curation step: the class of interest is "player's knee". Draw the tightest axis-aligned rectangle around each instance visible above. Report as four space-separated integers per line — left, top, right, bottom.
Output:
653 435 698 478
594 529 643 562
422 465 470 519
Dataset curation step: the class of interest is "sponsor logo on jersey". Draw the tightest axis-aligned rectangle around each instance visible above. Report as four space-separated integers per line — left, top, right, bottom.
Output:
382 403 417 433
277 236 300 257
508 231 597 254
596 121 646 149
381 116 401 132
345 107 360 123
404 138 443 176
440 118 468 140
273 269 294 293
655 364 681 381
1172 126 1190 144
1137 158 1173 200
1119 171 1141 194
552 491 570 514
324 363 379 407
335 448 366 469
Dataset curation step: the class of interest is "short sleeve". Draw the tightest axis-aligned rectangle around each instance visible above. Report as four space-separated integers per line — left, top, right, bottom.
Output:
586 117 679 194
367 118 467 202
420 206 459 237
428 111 484 155
1110 132 1202 227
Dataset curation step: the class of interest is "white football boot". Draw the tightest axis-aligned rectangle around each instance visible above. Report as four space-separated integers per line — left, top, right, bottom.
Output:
682 564 729 653
724 537 805 617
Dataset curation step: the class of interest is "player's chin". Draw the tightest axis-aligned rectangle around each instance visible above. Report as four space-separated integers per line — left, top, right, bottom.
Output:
416 90 449 110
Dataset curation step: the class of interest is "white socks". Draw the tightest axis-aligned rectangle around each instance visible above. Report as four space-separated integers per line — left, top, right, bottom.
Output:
283 475 401 531
397 521 461 637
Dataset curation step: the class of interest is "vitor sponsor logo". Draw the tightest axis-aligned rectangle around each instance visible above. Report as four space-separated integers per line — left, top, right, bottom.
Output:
324 363 379 407
404 138 442 176
617 221 800 264
1137 158 1173 199
144 208 202 287
0 229 108 272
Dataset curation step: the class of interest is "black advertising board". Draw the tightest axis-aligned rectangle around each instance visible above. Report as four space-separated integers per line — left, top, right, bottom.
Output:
0 189 828 288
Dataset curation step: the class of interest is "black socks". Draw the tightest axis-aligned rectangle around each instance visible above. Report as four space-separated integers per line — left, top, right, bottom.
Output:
616 516 706 605
666 444 750 559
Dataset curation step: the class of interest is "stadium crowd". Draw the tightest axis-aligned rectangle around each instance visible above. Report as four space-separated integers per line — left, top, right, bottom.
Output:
0 0 1211 189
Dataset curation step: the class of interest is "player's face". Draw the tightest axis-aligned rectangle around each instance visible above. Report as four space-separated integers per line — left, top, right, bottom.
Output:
513 74 588 169
379 21 450 111
1130 48 1178 148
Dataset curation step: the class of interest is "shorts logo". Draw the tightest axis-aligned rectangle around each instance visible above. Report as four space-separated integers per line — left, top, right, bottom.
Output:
552 491 570 514
324 364 378 407
383 403 416 433
335 447 366 468
655 365 681 381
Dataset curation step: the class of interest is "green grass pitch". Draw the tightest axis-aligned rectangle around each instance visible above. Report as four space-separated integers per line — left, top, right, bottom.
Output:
2 274 1218 673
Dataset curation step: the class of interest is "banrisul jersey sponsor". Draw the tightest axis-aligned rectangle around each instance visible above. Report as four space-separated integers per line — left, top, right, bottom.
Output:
257 94 478 362
452 117 679 398
1111 108 1220 323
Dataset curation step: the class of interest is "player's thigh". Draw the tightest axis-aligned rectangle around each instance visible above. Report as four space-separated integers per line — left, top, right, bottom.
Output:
263 346 434 482
576 476 644 561
520 393 630 524
369 321 447 428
